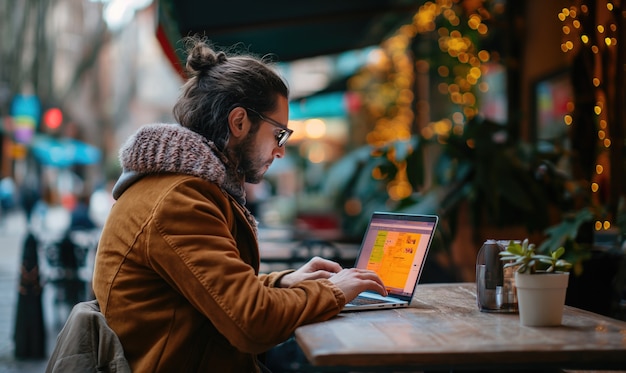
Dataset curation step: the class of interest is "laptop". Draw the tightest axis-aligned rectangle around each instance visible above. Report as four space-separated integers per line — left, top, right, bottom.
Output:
342 212 438 312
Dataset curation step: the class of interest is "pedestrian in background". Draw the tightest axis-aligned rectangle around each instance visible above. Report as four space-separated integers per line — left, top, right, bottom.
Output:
13 230 46 360
90 36 387 372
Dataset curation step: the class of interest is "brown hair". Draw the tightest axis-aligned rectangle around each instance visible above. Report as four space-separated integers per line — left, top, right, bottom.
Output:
172 36 289 150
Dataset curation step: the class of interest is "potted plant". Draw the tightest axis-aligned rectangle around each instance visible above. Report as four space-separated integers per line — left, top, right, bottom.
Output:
499 239 572 326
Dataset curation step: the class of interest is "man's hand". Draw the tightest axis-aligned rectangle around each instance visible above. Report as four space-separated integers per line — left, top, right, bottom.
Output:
327 268 388 301
278 256 387 301
278 256 342 288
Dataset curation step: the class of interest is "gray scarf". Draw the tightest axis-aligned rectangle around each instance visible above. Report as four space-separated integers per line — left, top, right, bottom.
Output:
112 123 257 231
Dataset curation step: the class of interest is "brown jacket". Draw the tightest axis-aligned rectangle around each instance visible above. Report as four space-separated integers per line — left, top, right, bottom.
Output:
92 124 346 372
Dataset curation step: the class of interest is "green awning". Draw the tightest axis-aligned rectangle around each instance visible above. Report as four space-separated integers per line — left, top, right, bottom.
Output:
156 0 422 73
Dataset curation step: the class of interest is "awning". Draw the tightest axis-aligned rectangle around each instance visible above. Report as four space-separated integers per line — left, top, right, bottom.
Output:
156 0 422 74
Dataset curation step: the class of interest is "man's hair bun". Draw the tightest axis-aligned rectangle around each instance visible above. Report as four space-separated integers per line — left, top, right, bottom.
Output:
184 38 226 76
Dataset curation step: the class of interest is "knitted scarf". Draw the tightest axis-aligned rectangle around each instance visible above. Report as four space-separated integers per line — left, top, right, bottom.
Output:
111 123 258 232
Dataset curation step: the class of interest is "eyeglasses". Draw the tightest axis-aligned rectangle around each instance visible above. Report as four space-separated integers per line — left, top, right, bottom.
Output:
245 107 293 147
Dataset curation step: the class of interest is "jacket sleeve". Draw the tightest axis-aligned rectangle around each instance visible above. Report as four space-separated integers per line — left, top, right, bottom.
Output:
258 270 293 287
147 179 346 354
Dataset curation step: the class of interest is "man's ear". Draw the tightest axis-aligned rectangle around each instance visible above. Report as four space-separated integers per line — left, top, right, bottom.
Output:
228 107 249 139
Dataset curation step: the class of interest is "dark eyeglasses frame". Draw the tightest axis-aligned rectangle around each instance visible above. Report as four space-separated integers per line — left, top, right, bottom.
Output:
245 107 293 147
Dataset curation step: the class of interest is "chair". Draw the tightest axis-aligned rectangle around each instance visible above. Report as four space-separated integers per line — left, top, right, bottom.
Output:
45 300 130 373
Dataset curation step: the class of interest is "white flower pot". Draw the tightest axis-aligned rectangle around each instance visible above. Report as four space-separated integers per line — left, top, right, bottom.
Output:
514 271 570 326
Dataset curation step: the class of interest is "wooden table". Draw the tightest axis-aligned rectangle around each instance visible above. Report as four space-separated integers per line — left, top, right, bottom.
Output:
295 283 626 372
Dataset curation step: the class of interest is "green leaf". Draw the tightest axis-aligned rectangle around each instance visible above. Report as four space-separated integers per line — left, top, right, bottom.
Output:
552 246 565 259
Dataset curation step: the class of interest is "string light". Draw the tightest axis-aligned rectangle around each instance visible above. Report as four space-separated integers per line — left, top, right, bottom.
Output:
350 0 494 201
559 1 618 231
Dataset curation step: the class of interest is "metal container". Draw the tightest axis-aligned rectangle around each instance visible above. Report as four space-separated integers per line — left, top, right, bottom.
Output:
476 239 518 313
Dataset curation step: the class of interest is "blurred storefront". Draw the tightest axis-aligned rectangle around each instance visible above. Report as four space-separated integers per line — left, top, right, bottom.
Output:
0 0 181 230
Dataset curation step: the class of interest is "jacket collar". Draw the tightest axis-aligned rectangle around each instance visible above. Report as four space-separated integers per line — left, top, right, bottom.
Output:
113 123 248 208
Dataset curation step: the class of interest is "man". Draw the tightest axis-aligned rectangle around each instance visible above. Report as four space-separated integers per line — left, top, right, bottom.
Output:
92 37 387 372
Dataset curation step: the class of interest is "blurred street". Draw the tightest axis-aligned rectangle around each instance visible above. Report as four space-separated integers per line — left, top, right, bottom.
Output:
0 211 67 373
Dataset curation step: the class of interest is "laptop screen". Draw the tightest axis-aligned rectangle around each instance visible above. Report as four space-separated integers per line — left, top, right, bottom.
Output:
354 212 438 299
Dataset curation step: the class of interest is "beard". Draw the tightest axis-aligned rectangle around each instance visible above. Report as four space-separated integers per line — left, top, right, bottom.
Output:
234 133 271 184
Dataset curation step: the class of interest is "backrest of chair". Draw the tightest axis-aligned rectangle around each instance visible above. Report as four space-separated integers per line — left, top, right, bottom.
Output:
45 300 131 373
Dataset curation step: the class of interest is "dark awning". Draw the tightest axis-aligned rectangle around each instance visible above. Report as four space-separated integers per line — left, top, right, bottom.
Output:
156 0 422 74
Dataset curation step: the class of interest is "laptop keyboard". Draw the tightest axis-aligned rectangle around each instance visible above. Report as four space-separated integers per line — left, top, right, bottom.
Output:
349 296 388 306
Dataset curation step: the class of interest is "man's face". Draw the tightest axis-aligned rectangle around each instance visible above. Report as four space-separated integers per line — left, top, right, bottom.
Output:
236 96 290 184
